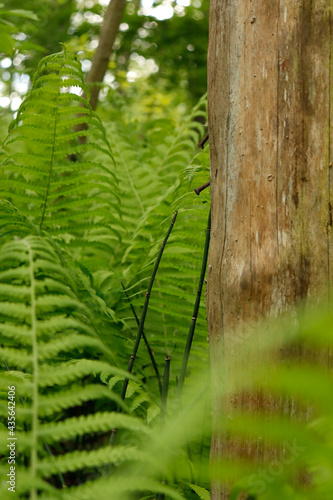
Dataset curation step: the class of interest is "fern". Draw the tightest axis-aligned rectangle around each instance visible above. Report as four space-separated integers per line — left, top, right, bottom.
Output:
0 46 126 364
187 483 211 500
0 48 213 499
93 94 211 390
1 43 333 500
94 94 207 282
0 236 149 498
0 48 119 250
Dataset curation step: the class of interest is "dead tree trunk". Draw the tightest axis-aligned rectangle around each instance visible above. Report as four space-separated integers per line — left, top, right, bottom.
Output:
207 1 333 498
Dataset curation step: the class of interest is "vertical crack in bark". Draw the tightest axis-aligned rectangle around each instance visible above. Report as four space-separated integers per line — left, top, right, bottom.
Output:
249 199 253 300
221 12 231 266
276 0 281 254
219 1 232 332
299 0 307 301
328 4 332 297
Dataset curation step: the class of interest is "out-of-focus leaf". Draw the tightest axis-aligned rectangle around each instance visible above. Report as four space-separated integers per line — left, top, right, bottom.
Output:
0 9 38 21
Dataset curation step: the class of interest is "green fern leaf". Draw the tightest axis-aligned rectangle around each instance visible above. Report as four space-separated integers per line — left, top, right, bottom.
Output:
0 48 119 255
188 483 211 500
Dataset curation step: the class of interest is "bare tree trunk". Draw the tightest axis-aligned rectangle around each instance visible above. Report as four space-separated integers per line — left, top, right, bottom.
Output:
86 0 127 110
207 1 333 498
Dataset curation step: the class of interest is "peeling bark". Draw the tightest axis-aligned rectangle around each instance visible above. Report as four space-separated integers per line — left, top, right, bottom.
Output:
207 1 333 498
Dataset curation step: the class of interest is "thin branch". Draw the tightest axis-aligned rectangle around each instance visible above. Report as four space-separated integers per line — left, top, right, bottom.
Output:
194 181 210 196
178 208 211 398
197 133 209 149
121 281 162 396
110 212 178 446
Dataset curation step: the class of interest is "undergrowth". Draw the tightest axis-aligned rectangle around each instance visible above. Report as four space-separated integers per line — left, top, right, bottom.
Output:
0 47 332 500
0 48 211 500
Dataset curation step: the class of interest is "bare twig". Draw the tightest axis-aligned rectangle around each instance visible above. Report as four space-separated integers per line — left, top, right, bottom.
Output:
121 282 162 396
110 212 178 446
194 181 210 196
197 133 209 149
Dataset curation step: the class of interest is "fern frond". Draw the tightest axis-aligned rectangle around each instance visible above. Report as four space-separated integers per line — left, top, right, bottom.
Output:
36 412 151 444
0 235 142 496
59 475 184 500
38 445 147 475
187 483 211 500
38 385 128 417
0 48 119 250
38 360 136 388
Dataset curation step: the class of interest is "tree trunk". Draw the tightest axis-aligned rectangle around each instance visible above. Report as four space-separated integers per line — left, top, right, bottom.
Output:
207 1 333 498
86 0 127 110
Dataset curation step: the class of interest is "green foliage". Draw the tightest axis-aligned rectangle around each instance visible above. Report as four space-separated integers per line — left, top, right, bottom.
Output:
116 0 209 104
0 0 76 68
0 47 211 498
187 483 211 500
0 5 38 56
1 48 118 238
0 235 150 498
0 0 208 127
98 93 210 389
1 41 333 500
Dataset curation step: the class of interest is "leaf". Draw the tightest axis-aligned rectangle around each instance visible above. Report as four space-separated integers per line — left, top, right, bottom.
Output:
0 26 14 54
0 10 39 21
0 48 120 276
188 483 211 500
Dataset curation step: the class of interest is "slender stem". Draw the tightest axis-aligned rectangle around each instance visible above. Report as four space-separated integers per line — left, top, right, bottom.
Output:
121 282 162 396
110 212 178 446
160 356 170 424
178 208 211 398
156 356 171 500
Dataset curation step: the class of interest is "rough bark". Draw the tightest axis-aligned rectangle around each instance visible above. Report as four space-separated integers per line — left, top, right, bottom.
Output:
86 0 127 110
207 1 333 498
